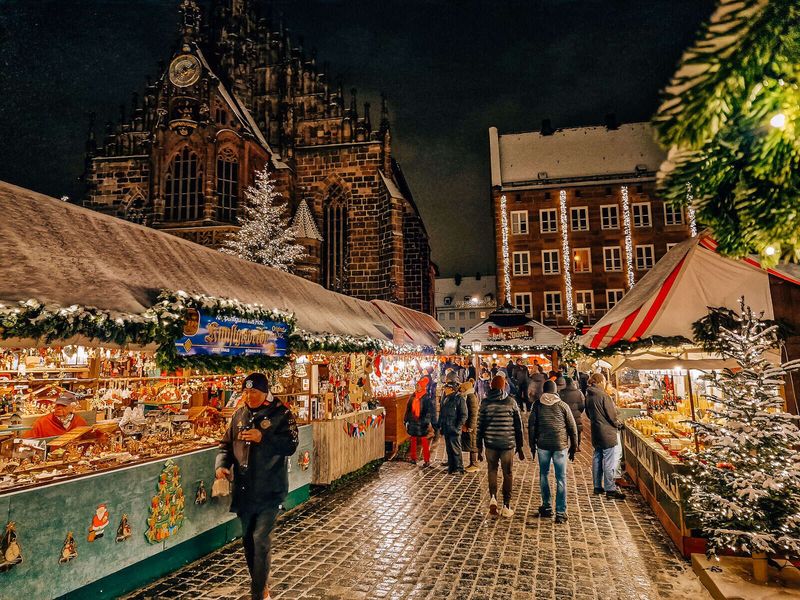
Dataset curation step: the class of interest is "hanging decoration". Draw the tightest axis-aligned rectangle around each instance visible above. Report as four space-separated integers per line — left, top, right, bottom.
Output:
342 413 385 438
194 480 207 505
558 190 574 322
685 183 698 237
145 459 186 544
621 186 635 289
59 532 78 564
0 522 23 572
87 503 110 542
115 515 132 543
500 194 511 304
298 450 311 471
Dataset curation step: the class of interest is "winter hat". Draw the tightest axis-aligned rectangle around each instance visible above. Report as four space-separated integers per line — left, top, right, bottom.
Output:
242 373 270 394
543 380 557 394
445 371 459 384
490 375 506 390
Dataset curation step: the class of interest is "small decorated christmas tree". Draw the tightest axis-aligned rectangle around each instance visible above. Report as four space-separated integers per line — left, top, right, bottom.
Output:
221 167 307 273
683 301 800 571
145 459 186 544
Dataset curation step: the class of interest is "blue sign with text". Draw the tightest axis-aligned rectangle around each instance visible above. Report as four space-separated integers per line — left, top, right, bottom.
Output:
174 309 289 357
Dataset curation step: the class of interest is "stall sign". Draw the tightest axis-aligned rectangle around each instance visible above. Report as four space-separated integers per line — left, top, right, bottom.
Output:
488 325 534 341
175 309 289 357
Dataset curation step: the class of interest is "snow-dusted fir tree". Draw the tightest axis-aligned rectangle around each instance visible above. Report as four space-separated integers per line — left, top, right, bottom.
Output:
684 301 800 559
221 167 306 272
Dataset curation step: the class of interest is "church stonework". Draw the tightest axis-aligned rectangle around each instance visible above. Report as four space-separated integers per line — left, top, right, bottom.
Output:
82 0 433 314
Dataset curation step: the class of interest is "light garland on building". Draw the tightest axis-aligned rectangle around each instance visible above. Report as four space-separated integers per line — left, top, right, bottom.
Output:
500 194 511 304
558 190 574 322
686 183 698 237
621 185 635 289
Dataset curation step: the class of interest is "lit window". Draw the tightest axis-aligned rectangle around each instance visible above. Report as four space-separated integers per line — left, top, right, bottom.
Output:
480 311 487 318
512 251 530 276
606 289 624 309
601 205 620 229
541 249 560 275
164 147 204 222
539 208 558 233
575 290 594 313
510 210 529 235
664 204 684 226
632 202 652 228
513 293 532 317
603 247 622 272
544 291 563 316
570 206 589 231
635 245 655 270
573 248 591 273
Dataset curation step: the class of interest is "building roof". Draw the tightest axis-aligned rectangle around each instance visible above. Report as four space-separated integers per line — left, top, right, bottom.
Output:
489 122 667 188
461 305 563 351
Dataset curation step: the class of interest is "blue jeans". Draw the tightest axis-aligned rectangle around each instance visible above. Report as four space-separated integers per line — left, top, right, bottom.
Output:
537 448 568 515
593 444 621 492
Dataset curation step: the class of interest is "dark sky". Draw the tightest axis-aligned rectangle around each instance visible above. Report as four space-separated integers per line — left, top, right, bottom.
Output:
0 0 714 277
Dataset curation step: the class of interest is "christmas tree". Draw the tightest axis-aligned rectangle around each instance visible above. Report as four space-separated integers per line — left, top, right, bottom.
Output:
683 301 800 559
653 0 800 266
145 459 186 544
221 167 307 273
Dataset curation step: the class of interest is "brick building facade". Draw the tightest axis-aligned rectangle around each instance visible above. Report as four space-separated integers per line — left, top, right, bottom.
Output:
489 121 692 333
82 0 433 314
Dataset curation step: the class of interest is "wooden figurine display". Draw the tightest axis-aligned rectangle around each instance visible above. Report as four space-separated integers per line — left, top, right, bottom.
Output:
0 522 22 572
145 459 185 544
115 514 132 543
59 532 77 563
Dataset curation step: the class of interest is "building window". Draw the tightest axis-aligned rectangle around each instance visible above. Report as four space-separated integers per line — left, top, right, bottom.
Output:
539 208 558 233
600 204 620 229
570 206 589 231
510 210 528 235
469 311 476 320
664 204 684 226
541 249 560 275
512 251 530 276
458 311 465 319
480 311 487 318
164 147 204 222
323 184 349 292
514 292 532 317
215 109 228 125
573 248 591 273
606 289 625 309
575 290 594 313
635 245 655 270
666 242 678 252
215 148 239 223
632 202 652 228
603 246 623 272
544 291 562 316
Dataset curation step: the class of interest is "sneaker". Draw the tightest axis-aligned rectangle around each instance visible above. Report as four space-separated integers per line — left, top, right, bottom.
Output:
606 490 627 500
500 505 514 518
489 495 499 517
555 513 568 524
593 487 604 495
537 506 553 518
465 464 479 473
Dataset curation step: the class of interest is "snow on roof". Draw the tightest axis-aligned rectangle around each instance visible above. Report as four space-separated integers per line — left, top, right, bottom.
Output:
291 199 323 241
0 180 440 344
489 122 666 186
371 300 443 349
379 170 404 200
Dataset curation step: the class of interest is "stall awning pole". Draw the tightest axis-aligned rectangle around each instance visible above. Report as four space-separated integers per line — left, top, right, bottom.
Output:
686 371 700 453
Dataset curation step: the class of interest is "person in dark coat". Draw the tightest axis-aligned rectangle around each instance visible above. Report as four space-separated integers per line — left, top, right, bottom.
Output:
438 373 468 474
476 364 491 400
467 362 477 382
555 375 567 392
216 373 299 600
513 358 531 413
459 379 480 472
404 374 434 466
578 370 589 396
477 375 525 518
559 377 586 447
528 365 547 407
585 372 626 500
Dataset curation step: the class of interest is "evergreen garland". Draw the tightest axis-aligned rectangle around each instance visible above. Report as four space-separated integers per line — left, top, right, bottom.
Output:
578 335 692 358
692 304 791 353
291 331 391 354
653 0 800 265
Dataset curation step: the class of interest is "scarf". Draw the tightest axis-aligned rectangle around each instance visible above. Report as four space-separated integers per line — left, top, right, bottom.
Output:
412 376 430 418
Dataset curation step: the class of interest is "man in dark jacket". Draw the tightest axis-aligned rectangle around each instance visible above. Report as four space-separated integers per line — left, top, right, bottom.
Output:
513 358 531 413
216 373 299 600
529 380 578 523
528 365 547 407
477 375 524 518
459 380 480 472
559 377 586 446
438 373 468 474
585 372 626 500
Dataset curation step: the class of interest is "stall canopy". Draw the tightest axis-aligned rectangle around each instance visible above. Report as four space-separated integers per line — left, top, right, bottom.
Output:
461 304 563 351
608 350 742 373
0 180 441 346
371 300 442 350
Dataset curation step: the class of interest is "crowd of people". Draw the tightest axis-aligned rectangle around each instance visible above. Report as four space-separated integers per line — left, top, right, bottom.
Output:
403 357 627 524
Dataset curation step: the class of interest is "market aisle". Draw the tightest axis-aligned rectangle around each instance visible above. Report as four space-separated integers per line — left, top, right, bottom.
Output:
124 438 708 600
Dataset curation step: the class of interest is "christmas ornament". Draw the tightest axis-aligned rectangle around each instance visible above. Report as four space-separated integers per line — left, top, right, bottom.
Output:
195 480 207 505
88 503 110 542
59 532 77 563
0 522 22 572
115 514 132 543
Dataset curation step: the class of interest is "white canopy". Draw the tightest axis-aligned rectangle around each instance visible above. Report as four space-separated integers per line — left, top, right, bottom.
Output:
461 304 563 351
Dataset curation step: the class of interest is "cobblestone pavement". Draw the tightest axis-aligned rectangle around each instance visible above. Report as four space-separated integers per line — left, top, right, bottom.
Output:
126 434 709 600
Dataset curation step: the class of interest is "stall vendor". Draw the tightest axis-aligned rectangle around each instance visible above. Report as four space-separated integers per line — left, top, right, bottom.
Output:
24 391 87 438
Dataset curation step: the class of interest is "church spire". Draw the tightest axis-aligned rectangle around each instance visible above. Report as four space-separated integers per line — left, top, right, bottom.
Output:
179 0 202 44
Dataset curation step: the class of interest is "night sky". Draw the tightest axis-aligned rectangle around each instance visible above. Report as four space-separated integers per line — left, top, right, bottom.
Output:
0 0 714 277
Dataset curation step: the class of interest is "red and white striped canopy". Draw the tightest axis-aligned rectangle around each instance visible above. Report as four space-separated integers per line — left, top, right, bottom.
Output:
580 235 781 351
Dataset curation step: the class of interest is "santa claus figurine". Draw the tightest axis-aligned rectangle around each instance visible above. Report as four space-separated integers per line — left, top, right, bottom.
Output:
88 504 109 542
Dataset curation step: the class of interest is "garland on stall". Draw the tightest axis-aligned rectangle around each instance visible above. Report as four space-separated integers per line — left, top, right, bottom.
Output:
577 335 692 358
342 412 385 438
692 305 791 354
437 331 463 355
480 343 560 354
291 330 391 354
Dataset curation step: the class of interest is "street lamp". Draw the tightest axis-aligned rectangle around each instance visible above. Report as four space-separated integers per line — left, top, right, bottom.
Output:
471 341 482 353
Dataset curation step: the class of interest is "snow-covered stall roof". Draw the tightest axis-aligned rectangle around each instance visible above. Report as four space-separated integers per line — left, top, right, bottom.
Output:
370 300 443 350
489 122 665 187
0 180 406 344
461 304 563 351
579 234 775 351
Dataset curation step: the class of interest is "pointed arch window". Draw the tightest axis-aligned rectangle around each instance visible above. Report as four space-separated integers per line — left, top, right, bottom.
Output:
323 185 349 292
216 147 239 223
164 147 203 221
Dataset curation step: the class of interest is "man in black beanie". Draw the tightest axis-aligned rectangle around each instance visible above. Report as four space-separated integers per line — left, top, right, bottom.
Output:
216 373 299 600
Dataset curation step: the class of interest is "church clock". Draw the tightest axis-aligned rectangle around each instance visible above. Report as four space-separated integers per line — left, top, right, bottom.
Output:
169 54 201 88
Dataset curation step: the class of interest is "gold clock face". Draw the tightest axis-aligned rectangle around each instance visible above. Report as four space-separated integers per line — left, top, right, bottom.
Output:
169 54 201 88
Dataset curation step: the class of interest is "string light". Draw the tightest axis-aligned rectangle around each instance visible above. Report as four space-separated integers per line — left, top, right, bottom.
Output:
686 182 698 237
621 185 635 289
559 190 574 322
500 194 511 304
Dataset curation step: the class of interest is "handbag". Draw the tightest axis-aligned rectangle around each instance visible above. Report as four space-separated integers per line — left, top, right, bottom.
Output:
211 476 231 498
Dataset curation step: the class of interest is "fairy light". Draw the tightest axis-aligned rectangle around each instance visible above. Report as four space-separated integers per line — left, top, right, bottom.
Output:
558 190 574 322
500 194 511 304
686 182 698 237
621 185 635 289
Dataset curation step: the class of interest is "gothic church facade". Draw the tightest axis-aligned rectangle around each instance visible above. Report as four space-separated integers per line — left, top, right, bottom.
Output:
82 0 434 314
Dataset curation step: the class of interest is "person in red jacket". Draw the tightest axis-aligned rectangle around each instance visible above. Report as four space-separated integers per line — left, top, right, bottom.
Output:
25 391 87 438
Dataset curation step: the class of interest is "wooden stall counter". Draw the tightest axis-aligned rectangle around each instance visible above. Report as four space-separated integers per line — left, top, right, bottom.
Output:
377 393 411 455
311 408 385 486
